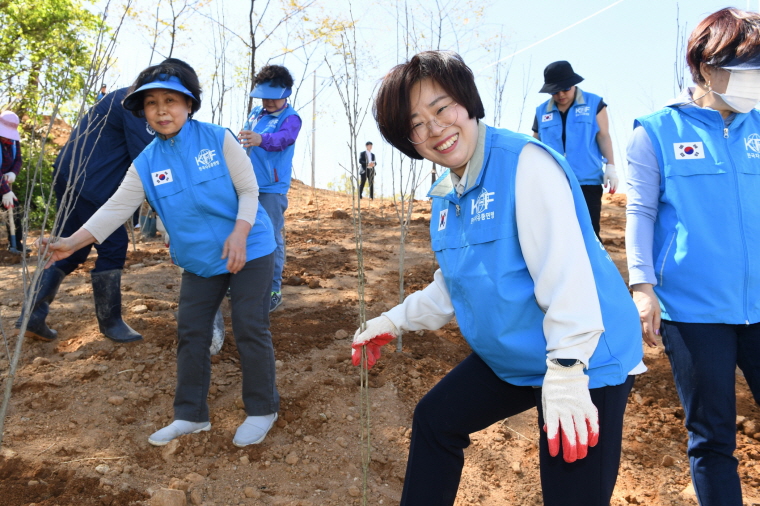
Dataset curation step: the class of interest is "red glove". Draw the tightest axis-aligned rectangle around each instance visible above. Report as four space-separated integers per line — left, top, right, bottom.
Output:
351 316 399 369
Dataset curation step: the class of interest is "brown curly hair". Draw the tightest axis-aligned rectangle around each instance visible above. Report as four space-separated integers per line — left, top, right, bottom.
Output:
252 65 294 89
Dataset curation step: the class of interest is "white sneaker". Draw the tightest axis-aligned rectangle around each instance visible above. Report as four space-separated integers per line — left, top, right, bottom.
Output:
232 413 278 447
148 420 210 446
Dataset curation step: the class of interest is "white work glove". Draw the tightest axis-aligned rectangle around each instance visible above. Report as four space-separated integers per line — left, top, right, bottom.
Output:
2 191 16 209
603 164 618 194
352 316 398 369
541 358 599 463
4 172 16 184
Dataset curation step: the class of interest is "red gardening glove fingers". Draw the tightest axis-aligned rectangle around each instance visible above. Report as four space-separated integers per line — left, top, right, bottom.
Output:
544 421 583 463
351 332 395 369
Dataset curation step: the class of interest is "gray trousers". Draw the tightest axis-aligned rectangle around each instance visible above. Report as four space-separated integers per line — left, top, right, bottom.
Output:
174 253 279 422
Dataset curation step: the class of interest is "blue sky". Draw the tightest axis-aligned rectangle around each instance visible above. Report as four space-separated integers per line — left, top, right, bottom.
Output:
103 0 757 194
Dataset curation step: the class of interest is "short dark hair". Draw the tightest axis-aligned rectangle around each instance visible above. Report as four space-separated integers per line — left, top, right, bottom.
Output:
374 51 484 160
365 141 373 146
127 58 202 118
253 65 294 89
687 7 760 85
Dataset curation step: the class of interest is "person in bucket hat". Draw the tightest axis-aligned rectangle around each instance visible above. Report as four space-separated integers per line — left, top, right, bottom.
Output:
533 61 617 239
239 65 302 313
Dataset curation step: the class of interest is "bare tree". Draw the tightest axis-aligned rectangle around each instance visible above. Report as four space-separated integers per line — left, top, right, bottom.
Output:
673 3 688 95
0 1 132 448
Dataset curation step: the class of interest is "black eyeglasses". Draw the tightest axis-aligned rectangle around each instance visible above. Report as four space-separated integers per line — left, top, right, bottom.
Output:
408 102 459 144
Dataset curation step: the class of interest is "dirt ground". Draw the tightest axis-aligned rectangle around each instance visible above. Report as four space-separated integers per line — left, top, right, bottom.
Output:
0 180 758 506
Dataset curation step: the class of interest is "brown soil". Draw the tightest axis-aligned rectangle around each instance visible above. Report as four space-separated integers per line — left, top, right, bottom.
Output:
0 183 758 506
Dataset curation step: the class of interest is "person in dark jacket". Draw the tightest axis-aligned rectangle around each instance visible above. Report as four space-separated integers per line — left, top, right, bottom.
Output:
17 88 155 343
358 141 377 199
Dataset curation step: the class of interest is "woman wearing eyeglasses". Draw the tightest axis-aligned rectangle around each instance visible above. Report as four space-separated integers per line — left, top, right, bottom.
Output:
351 51 644 506
532 61 617 238
626 8 760 505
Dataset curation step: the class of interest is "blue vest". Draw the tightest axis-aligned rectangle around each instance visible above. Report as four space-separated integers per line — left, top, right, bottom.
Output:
635 106 760 324
428 126 641 388
536 90 604 185
244 104 300 194
133 120 275 278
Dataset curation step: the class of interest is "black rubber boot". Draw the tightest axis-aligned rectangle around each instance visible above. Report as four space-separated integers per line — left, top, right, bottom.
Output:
91 269 143 343
15 266 67 342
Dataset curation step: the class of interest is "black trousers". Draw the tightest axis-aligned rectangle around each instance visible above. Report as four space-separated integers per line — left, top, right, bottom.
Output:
359 168 375 199
580 184 603 239
400 353 634 506
174 254 279 422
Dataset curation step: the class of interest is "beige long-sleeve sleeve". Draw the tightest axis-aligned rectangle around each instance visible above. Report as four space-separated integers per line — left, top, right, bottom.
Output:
83 129 260 243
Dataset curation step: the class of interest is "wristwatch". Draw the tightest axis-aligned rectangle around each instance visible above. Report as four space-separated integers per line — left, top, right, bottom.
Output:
551 358 581 367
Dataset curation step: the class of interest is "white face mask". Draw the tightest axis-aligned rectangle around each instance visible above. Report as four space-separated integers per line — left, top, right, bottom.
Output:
714 69 760 113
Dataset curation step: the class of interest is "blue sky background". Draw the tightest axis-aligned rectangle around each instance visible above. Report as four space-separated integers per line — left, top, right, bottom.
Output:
101 0 759 195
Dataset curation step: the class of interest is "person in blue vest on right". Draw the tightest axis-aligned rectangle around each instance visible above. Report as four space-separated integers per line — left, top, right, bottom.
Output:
533 61 618 238
626 8 760 506
239 65 302 312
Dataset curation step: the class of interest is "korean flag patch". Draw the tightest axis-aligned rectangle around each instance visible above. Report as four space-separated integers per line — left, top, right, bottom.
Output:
673 142 705 159
152 169 173 186
438 209 448 231
541 113 553 122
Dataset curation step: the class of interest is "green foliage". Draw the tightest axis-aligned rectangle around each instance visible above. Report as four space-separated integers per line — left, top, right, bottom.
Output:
13 138 57 230
326 173 353 196
0 0 105 119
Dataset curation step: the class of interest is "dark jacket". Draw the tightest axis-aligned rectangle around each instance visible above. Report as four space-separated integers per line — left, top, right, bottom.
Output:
54 88 155 205
358 150 376 174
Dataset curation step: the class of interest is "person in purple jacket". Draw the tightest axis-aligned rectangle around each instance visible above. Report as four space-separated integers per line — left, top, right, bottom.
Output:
239 65 302 312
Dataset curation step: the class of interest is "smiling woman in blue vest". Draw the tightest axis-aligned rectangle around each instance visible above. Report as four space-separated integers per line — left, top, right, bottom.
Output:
42 59 281 448
239 65 302 313
351 51 643 506
533 61 618 239
626 8 760 506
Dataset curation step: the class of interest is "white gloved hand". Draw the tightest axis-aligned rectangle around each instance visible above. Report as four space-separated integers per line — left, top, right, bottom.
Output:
351 315 399 369
541 358 599 463
2 191 16 209
4 172 16 184
603 164 618 194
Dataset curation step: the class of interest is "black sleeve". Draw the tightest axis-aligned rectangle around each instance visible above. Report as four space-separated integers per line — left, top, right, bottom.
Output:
359 151 366 165
531 116 539 133
597 99 607 114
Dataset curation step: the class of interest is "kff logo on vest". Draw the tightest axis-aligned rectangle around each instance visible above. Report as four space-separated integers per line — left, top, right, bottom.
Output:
471 187 495 225
745 133 760 159
575 106 590 116
196 149 220 170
